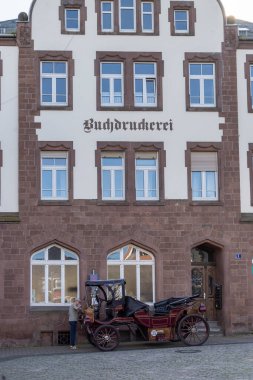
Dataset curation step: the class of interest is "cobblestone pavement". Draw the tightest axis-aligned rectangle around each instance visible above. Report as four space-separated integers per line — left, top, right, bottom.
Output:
1 335 253 380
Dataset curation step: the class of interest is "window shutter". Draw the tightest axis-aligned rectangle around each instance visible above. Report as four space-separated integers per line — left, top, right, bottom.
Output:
191 152 218 171
135 151 157 159
101 151 124 158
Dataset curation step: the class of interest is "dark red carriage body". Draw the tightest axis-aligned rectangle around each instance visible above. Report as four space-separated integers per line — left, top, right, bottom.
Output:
81 279 209 351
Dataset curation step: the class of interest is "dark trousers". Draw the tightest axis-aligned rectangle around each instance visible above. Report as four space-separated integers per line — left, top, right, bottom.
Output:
69 321 77 346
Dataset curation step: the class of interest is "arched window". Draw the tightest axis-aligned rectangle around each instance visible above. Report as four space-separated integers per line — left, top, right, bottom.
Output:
31 245 79 305
107 244 155 303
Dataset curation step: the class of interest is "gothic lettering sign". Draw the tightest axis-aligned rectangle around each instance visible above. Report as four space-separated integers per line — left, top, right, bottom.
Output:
83 118 173 133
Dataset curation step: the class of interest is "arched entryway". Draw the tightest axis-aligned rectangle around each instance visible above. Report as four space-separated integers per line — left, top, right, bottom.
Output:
191 240 223 320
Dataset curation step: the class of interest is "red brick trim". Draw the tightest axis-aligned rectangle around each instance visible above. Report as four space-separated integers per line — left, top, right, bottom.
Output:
30 238 81 256
183 52 222 112
36 51 74 111
168 1 196 36
95 0 161 35
37 141 75 205
0 37 16 46
96 141 165 204
247 144 253 206
59 0 87 35
238 41 253 50
244 55 253 113
185 142 223 205
132 142 165 204
95 51 163 111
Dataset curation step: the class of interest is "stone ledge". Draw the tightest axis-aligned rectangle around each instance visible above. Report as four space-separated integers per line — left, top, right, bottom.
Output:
0 213 20 223
30 306 68 312
240 213 253 223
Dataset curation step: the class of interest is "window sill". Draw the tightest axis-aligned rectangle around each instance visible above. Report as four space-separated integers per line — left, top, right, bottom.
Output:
97 200 130 206
98 31 159 36
133 200 165 206
97 106 163 111
240 213 253 223
39 105 73 111
172 32 194 36
62 31 84 35
30 306 69 312
190 201 224 206
187 106 219 112
38 200 72 206
0 212 20 223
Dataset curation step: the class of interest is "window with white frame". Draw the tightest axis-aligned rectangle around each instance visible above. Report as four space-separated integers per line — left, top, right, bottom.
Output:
174 10 189 33
41 61 68 106
141 2 154 32
31 245 79 305
191 152 218 201
65 8 80 31
189 63 215 107
101 62 124 106
135 152 158 200
107 244 155 303
119 0 136 32
101 1 114 31
41 152 68 200
134 62 157 106
102 152 125 200
250 65 253 108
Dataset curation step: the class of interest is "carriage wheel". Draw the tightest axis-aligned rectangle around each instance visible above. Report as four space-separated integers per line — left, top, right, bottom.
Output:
93 325 120 351
178 314 210 346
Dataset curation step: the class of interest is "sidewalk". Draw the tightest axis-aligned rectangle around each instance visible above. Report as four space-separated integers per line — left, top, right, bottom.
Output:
1 333 253 361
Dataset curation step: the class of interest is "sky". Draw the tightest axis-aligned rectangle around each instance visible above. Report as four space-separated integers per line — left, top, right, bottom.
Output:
0 0 253 22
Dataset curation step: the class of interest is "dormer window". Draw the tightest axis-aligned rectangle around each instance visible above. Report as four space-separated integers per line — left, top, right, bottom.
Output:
120 0 136 32
65 8 80 32
101 1 114 32
96 0 160 35
174 10 189 33
141 2 154 33
59 0 87 35
169 1 196 36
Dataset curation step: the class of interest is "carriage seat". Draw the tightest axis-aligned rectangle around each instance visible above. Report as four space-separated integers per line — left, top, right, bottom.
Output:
154 296 190 314
120 296 149 317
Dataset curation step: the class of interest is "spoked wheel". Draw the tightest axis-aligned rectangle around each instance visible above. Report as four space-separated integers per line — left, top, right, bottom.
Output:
93 325 120 351
178 314 210 346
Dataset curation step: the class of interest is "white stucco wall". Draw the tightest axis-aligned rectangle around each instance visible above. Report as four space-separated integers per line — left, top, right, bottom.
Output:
237 49 253 213
31 0 225 200
0 46 19 212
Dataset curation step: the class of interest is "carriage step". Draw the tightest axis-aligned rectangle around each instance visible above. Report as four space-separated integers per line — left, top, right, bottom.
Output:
208 320 223 335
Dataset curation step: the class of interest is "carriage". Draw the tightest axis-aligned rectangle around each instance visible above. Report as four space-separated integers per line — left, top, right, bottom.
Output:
80 279 210 351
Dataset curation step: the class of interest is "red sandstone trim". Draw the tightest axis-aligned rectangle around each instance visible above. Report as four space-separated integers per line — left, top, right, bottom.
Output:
185 142 223 205
248 144 253 206
95 51 163 111
96 141 165 204
36 51 74 111
37 141 75 205
95 0 161 35
59 0 87 35
168 1 196 36
244 55 253 113
183 52 222 112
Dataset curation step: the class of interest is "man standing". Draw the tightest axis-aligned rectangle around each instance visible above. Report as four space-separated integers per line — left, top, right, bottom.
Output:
69 298 81 349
